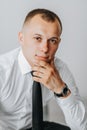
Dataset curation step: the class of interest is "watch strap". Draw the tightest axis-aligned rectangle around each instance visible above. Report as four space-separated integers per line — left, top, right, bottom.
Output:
54 84 70 97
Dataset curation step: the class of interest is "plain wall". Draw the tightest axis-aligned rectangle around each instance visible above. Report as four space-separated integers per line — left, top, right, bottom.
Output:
0 0 87 98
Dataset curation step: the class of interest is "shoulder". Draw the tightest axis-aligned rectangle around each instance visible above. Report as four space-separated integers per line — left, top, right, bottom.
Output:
0 47 20 82
54 57 68 70
0 47 20 69
54 57 73 79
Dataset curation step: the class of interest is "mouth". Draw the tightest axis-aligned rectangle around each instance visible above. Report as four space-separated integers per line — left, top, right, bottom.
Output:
35 54 49 62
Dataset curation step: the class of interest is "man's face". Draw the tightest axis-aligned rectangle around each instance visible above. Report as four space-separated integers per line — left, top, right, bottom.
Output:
18 14 61 66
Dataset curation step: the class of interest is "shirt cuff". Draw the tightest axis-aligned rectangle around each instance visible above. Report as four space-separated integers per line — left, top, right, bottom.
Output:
55 93 78 108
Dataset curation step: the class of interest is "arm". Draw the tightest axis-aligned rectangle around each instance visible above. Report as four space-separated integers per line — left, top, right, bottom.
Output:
55 62 87 130
32 58 87 130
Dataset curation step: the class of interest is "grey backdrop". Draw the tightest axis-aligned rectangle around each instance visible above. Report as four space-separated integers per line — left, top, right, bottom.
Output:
0 0 87 99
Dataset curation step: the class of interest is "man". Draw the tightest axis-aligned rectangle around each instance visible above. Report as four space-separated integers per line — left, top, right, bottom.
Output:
0 8 87 130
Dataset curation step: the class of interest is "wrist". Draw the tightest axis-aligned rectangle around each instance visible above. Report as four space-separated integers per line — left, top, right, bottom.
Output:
54 83 71 98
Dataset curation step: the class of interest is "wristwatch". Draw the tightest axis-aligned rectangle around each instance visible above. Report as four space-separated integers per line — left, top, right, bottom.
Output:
54 84 70 97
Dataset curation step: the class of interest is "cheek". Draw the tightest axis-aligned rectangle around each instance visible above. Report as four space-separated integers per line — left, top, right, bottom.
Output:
28 44 38 57
23 39 35 50
50 46 58 56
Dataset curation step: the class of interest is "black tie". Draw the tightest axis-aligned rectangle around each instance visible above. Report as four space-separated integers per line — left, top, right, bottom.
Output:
32 81 43 130
31 72 71 130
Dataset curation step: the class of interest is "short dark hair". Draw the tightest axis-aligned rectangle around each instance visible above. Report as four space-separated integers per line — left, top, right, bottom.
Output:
23 8 62 34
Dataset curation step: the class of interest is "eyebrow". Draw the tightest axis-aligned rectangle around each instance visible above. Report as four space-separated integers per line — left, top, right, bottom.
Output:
49 37 58 39
34 34 42 37
34 34 59 40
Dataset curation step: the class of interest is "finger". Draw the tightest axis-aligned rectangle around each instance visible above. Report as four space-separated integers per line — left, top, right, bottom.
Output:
32 75 41 83
33 71 45 78
31 70 41 78
50 58 56 70
32 65 46 73
38 60 50 68
32 74 47 85
32 65 40 71
33 58 46 67
50 57 55 66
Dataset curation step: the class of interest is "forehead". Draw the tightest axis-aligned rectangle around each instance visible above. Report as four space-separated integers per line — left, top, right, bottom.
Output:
23 15 61 36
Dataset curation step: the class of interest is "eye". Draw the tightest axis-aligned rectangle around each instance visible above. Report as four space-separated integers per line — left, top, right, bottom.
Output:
34 37 42 42
49 39 58 45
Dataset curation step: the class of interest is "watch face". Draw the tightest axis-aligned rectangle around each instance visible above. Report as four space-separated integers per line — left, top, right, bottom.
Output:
54 84 70 97
63 86 69 96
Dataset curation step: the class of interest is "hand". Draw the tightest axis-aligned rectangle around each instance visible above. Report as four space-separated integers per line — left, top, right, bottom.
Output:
32 59 65 93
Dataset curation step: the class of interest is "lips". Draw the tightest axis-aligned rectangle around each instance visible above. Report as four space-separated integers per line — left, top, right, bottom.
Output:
35 54 49 61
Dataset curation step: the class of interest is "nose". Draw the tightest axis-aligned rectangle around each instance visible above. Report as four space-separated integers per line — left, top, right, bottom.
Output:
39 41 49 53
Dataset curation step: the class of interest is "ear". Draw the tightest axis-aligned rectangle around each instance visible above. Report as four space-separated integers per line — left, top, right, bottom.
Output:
18 32 24 45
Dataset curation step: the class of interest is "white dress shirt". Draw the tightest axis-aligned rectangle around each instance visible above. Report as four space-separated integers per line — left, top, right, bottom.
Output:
0 47 87 130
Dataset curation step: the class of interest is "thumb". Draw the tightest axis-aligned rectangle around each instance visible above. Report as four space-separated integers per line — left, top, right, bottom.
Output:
50 57 55 67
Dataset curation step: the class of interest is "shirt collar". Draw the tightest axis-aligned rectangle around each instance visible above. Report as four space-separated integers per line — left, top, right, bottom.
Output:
18 50 32 75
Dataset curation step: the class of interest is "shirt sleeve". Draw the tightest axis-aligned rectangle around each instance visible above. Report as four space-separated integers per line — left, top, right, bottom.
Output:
0 65 6 98
55 61 87 130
